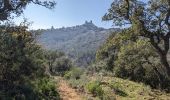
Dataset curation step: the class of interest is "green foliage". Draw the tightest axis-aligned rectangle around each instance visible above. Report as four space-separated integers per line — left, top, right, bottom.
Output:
0 81 36 99
32 77 60 100
67 78 87 90
0 0 58 98
64 67 83 80
0 24 60 99
0 0 56 20
0 24 45 86
95 33 117 72
86 81 104 98
103 0 170 90
95 30 135 72
88 61 106 73
0 77 60 100
64 72 72 80
64 67 85 93
45 50 72 76
102 94 116 100
96 30 170 90
53 57 72 76
113 36 170 89
109 82 127 97
103 0 170 34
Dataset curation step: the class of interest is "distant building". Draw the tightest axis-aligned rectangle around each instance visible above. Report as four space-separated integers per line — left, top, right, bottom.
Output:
90 20 92 23
51 26 55 30
84 20 93 25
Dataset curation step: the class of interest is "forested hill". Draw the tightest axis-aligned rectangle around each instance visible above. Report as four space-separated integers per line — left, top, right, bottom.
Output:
37 21 119 67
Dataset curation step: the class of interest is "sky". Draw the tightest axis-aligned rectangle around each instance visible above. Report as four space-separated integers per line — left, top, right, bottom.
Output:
14 0 113 29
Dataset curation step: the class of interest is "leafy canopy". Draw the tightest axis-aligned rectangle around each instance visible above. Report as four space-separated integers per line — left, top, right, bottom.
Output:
0 0 56 20
103 0 170 77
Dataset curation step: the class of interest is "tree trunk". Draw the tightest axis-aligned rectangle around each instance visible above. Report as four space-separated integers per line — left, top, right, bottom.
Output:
150 36 170 77
160 53 170 77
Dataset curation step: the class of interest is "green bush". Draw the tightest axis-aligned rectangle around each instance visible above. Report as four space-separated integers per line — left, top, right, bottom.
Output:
113 39 170 89
67 79 80 89
0 83 37 100
64 67 83 80
86 81 104 98
32 77 60 100
102 94 116 100
0 25 53 99
96 31 170 90
109 82 127 97
45 50 72 76
0 78 61 100
67 74 89 90
64 71 72 79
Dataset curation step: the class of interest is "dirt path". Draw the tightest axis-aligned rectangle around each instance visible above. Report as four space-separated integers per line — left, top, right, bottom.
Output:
57 79 82 100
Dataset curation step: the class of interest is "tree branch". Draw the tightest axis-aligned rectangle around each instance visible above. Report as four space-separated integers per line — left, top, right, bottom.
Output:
150 36 164 55
165 9 170 29
125 0 130 19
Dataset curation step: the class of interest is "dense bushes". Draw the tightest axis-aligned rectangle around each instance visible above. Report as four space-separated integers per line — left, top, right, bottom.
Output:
45 50 72 76
86 81 104 98
0 77 60 100
64 67 83 79
32 77 60 99
114 39 164 87
0 24 60 99
95 33 116 72
95 30 170 90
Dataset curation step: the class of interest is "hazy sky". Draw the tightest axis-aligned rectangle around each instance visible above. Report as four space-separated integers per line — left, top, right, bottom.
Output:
14 0 113 29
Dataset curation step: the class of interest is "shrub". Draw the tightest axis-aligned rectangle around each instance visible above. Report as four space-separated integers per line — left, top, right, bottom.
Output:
96 31 170 90
32 77 60 100
0 24 50 99
64 71 72 79
64 67 83 80
67 74 89 91
113 39 170 89
45 50 72 76
53 57 72 76
0 78 61 100
109 82 127 97
67 79 80 89
103 93 116 100
0 82 37 100
86 81 104 98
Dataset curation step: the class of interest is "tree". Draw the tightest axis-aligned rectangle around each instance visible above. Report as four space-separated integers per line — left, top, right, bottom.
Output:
113 33 166 88
103 0 170 77
0 23 46 98
0 0 59 99
45 50 64 74
0 0 56 20
95 29 170 89
45 50 72 76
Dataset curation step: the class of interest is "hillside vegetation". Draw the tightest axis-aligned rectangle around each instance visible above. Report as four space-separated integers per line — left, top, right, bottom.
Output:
1 0 170 100
57 72 170 100
37 21 119 67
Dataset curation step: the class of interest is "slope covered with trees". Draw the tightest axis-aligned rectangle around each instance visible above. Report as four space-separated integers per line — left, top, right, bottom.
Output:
103 0 170 78
37 21 119 67
1 0 170 99
0 0 61 99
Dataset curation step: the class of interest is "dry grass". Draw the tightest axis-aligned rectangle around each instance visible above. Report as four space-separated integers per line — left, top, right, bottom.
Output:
91 74 170 100
57 78 82 100
55 75 170 100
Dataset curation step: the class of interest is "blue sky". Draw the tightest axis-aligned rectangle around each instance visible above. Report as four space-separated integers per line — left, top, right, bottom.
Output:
14 0 113 29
